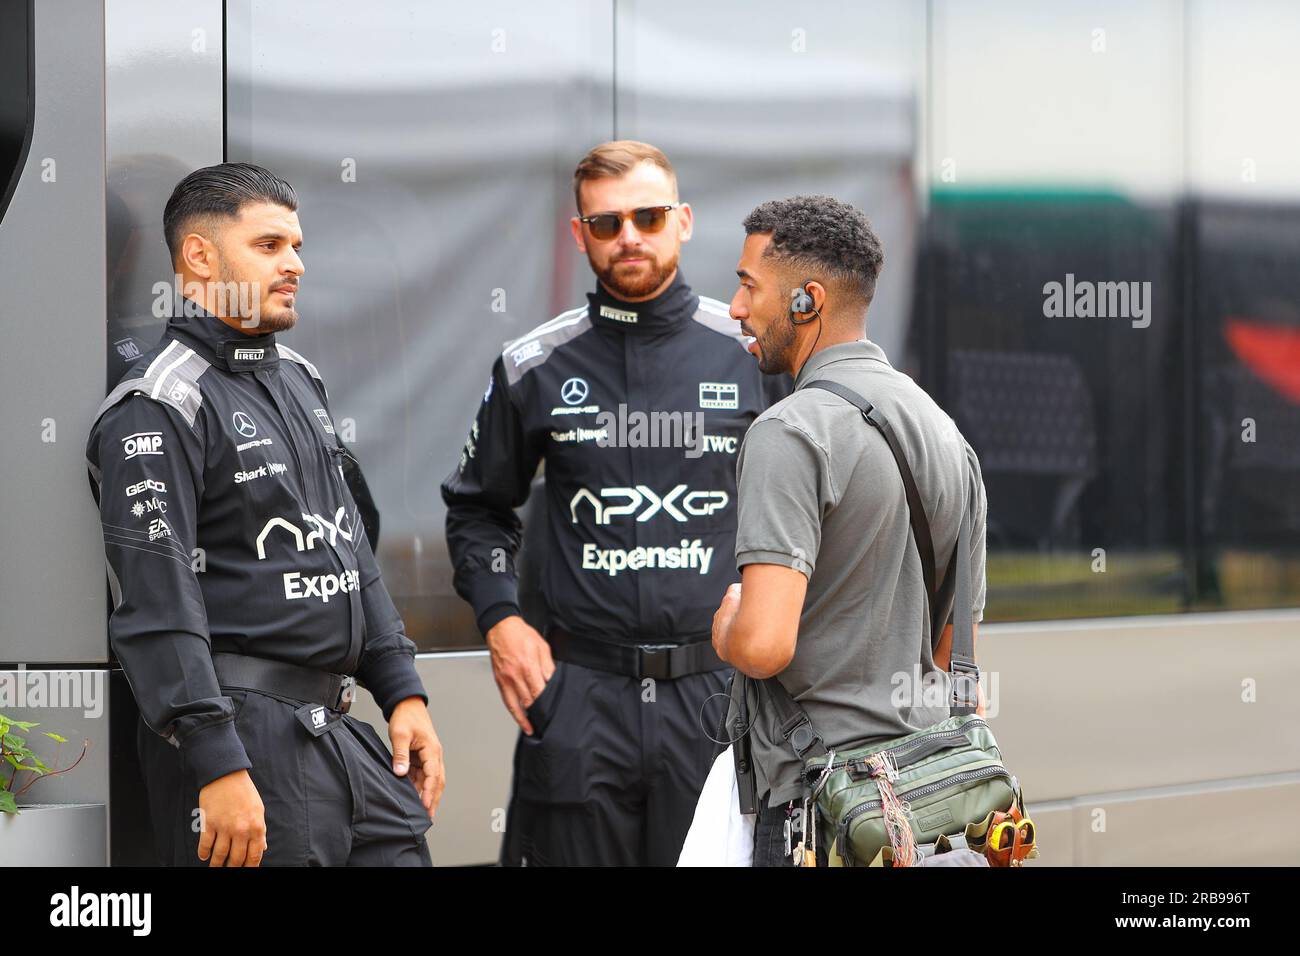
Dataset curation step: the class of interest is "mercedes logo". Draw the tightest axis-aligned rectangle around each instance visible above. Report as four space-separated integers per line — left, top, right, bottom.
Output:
232 411 257 439
560 377 589 406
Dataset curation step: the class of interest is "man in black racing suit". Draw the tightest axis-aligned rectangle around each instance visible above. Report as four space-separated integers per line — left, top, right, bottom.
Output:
442 141 787 865
87 163 444 866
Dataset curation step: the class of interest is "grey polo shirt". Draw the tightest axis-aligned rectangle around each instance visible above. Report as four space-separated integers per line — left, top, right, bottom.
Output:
730 339 987 808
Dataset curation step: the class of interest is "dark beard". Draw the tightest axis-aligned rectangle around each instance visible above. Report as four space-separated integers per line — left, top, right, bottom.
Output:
755 311 798 375
591 248 679 299
249 303 298 333
214 262 298 333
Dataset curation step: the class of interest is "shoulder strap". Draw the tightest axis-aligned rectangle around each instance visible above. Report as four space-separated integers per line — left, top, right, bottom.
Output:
748 380 980 776
801 380 942 641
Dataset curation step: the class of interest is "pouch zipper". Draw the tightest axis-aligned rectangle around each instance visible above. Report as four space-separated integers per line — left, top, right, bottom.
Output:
822 717 989 779
839 763 1012 834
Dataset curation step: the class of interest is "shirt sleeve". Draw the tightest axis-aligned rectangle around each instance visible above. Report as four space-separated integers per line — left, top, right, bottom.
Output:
351 520 428 720
734 416 834 579
440 356 544 636
964 438 988 624
87 394 252 789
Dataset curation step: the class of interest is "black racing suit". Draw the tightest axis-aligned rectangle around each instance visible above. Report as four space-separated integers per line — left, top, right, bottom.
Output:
86 304 432 866
442 271 788 864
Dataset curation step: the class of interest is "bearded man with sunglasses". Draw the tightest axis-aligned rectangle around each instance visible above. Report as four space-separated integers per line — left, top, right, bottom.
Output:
442 141 788 865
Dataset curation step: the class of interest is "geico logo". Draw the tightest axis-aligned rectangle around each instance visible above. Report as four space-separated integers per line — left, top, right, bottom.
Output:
283 568 360 603
581 540 715 576
255 507 355 559
126 479 167 496
569 485 729 525
122 432 164 459
702 434 738 454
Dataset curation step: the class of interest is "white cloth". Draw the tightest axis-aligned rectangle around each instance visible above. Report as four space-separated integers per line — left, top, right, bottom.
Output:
676 745 755 867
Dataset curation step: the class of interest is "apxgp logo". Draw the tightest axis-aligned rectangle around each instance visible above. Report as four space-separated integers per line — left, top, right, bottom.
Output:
569 485 729 525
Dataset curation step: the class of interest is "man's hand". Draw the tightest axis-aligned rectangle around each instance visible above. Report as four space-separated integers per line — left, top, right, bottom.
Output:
388 697 445 820
711 582 743 663
197 769 266 867
486 615 554 735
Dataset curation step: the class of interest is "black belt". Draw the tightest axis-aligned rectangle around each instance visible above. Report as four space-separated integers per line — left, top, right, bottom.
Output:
211 652 357 714
547 626 728 680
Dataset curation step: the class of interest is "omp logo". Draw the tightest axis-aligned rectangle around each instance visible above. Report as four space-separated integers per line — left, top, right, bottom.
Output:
114 338 141 361
126 479 166 496
599 304 638 324
313 408 335 434
511 340 543 367
255 508 355 559
569 485 729 525
233 347 265 361
121 432 163 460
167 380 191 404
699 382 738 409
284 568 360 603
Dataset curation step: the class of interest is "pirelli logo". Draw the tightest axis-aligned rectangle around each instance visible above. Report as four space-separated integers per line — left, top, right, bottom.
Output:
599 304 638 324
233 348 265 361
698 382 738 410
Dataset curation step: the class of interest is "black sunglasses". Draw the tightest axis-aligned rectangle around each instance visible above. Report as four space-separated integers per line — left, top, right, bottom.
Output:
578 203 680 241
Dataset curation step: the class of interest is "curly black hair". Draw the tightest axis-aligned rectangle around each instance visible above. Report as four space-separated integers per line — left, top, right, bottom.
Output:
742 195 884 305
163 162 298 263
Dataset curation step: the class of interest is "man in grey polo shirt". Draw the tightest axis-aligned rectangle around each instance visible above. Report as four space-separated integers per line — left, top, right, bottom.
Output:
710 195 989 866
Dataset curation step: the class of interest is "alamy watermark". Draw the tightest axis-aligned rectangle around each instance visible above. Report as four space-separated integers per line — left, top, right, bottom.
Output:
1042 273 1151 329
151 274 264 328
588 404 712 459
0 666 105 719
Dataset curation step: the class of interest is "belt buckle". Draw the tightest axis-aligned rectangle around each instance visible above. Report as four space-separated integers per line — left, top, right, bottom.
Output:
636 644 675 681
334 675 356 714
948 656 980 710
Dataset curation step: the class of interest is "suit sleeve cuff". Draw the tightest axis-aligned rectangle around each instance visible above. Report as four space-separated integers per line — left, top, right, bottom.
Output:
476 601 521 638
181 719 252 790
358 653 429 722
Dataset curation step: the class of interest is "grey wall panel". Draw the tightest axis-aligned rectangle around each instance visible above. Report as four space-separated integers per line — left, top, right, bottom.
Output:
1029 773 1300 866
99 0 226 867
105 0 225 387
979 609 1300 805
0 0 107 664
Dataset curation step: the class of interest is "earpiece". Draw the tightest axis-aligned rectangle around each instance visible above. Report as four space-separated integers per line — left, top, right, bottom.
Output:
789 281 820 325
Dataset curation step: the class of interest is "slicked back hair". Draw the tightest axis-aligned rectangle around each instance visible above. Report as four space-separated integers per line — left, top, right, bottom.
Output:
163 162 298 263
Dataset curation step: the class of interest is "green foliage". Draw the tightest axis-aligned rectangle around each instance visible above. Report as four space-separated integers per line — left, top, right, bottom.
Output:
0 713 86 815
